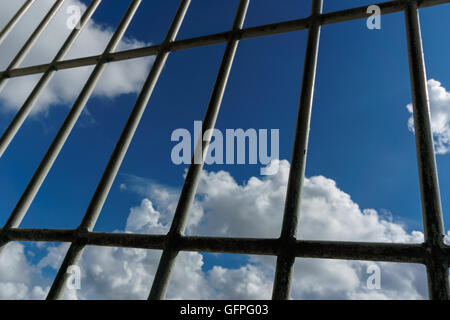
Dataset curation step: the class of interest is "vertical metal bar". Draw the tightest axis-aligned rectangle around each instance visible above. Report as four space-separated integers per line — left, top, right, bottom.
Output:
0 0 35 45
0 0 141 234
46 0 191 300
404 0 449 300
0 0 102 158
272 0 323 300
0 0 65 92
148 0 250 300
78 0 191 233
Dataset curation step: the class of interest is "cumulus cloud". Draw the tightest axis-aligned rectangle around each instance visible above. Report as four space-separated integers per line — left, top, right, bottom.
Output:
1 160 437 300
407 79 450 154
0 0 153 114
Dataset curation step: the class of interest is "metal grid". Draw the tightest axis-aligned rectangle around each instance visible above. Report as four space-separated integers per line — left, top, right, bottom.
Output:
0 0 448 300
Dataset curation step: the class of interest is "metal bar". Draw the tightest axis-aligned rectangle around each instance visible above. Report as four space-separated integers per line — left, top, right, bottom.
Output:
45 0 191 300
0 228 437 264
0 228 76 243
0 0 35 45
181 238 428 264
0 0 102 158
1 0 449 81
0 0 64 92
148 0 250 301
272 0 322 300
404 0 449 300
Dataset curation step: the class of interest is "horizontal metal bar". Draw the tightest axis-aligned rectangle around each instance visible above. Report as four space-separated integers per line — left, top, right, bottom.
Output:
272 0 323 300
149 0 250 301
1 0 448 80
292 239 426 264
0 228 76 242
1 228 447 264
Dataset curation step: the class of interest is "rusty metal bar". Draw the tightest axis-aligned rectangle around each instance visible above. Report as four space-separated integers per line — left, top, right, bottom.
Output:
148 0 250 300
404 0 449 300
0 228 441 265
272 0 323 300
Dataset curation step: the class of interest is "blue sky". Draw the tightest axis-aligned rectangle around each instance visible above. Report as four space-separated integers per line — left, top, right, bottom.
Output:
0 0 449 300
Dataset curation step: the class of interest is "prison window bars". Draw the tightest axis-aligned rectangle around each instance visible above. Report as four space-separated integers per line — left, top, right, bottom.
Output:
0 0 447 300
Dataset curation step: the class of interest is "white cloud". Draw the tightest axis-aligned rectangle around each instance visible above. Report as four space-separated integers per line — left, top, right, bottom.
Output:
0 243 47 299
0 161 440 300
208 264 273 300
407 79 450 154
0 0 152 114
